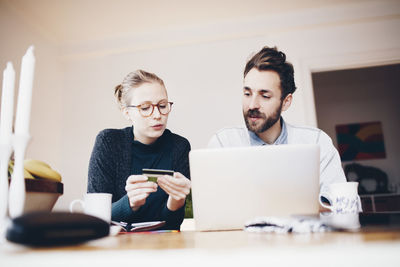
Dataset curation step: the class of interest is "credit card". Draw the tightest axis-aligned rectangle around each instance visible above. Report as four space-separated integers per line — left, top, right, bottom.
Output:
142 168 174 182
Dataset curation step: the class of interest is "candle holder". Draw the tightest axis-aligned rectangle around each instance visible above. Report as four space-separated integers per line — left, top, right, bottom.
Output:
0 142 13 240
8 134 30 219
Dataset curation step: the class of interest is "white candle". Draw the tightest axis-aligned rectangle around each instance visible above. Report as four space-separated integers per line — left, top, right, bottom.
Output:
0 62 15 144
15 46 35 136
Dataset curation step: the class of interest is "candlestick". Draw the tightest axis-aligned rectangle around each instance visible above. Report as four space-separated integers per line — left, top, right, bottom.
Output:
0 62 15 144
8 46 35 218
15 46 35 135
8 134 30 218
0 62 15 236
0 143 12 239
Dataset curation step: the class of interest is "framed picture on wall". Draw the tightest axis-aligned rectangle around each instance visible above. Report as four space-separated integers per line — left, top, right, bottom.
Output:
335 121 386 161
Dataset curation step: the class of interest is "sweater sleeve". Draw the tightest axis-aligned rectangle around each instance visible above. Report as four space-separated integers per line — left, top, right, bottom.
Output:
174 138 191 179
88 130 136 222
112 195 136 222
159 136 191 229
87 130 116 194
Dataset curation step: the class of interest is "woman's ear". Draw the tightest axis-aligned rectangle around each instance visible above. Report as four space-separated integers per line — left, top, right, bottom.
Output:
282 94 292 112
122 106 132 122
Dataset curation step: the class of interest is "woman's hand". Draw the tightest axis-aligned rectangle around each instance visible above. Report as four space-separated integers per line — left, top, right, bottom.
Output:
157 172 191 211
125 175 158 211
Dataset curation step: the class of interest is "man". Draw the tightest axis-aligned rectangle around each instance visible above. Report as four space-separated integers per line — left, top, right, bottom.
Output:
208 46 346 191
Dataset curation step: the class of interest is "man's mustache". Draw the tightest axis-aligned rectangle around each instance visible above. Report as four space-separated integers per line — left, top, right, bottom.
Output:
246 109 266 118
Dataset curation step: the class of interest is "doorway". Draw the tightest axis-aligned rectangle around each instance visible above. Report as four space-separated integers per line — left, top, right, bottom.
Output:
312 64 400 196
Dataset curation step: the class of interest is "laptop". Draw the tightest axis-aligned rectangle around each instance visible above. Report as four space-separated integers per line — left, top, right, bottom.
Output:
189 144 320 231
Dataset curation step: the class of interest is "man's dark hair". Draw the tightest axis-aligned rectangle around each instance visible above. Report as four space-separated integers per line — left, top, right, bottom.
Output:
244 46 296 99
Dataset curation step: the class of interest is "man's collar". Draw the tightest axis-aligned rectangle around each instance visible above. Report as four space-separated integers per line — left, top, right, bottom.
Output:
248 117 288 146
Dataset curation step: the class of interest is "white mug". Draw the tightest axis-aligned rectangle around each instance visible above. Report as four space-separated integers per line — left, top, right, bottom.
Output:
69 193 112 223
319 212 361 230
319 182 362 214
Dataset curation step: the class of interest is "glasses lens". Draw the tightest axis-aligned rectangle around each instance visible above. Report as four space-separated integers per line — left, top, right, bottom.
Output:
139 103 153 116
158 102 171 115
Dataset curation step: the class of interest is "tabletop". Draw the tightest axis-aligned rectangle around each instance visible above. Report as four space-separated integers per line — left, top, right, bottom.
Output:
2 227 400 267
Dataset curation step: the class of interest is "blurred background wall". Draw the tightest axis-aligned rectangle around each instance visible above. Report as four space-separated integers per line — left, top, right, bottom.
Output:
0 0 399 210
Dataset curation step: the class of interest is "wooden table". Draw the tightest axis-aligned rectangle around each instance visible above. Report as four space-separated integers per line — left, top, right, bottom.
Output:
1 228 400 266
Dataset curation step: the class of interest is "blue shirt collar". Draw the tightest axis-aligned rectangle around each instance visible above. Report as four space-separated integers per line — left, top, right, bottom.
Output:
248 117 288 146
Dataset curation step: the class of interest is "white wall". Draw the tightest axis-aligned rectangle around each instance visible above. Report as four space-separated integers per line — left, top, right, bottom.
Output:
313 65 400 189
59 37 273 207
0 1 62 172
1 1 399 210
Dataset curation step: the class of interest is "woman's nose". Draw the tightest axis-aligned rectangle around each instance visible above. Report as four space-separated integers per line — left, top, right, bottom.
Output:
152 106 162 118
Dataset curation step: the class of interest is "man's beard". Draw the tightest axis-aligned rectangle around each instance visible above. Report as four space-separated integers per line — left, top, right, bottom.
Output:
243 103 283 134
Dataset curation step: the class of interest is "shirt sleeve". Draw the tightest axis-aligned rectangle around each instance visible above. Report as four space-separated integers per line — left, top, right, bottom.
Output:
208 134 223 148
207 128 250 148
318 131 347 192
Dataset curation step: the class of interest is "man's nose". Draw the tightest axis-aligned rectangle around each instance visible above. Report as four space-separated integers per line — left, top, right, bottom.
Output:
248 95 260 109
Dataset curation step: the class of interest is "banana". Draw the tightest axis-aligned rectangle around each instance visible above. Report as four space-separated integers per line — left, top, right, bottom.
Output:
24 169 35 179
8 160 35 179
23 159 51 169
23 159 62 182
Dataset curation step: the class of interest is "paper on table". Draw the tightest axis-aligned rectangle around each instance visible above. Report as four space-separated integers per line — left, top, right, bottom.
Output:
111 221 166 233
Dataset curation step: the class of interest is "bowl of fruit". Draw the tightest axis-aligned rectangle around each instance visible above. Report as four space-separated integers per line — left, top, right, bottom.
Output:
8 159 63 212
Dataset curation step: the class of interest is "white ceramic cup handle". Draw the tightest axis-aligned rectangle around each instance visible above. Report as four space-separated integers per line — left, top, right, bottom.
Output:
69 199 84 213
319 193 334 211
357 195 363 212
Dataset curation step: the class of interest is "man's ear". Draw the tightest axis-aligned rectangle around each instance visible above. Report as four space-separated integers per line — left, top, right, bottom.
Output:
282 94 292 112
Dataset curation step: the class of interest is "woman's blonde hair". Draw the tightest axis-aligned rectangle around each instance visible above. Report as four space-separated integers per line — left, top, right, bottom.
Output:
114 69 165 108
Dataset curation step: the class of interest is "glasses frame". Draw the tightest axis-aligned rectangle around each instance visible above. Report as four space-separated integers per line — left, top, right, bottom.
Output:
127 101 173 117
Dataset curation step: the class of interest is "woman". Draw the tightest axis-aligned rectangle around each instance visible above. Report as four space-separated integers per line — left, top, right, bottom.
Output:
88 70 191 230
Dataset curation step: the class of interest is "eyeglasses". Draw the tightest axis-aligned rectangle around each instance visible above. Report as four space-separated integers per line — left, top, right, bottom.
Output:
127 101 173 117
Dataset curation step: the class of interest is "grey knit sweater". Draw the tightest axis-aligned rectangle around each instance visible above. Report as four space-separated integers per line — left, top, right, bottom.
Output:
87 126 191 230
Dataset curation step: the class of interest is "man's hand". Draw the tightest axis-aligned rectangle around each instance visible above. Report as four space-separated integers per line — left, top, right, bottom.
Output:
157 172 191 211
125 175 157 211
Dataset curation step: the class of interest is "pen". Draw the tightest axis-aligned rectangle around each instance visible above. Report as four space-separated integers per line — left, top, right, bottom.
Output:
150 230 179 234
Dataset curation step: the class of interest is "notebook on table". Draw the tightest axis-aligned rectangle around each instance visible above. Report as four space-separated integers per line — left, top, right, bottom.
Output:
189 144 320 231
